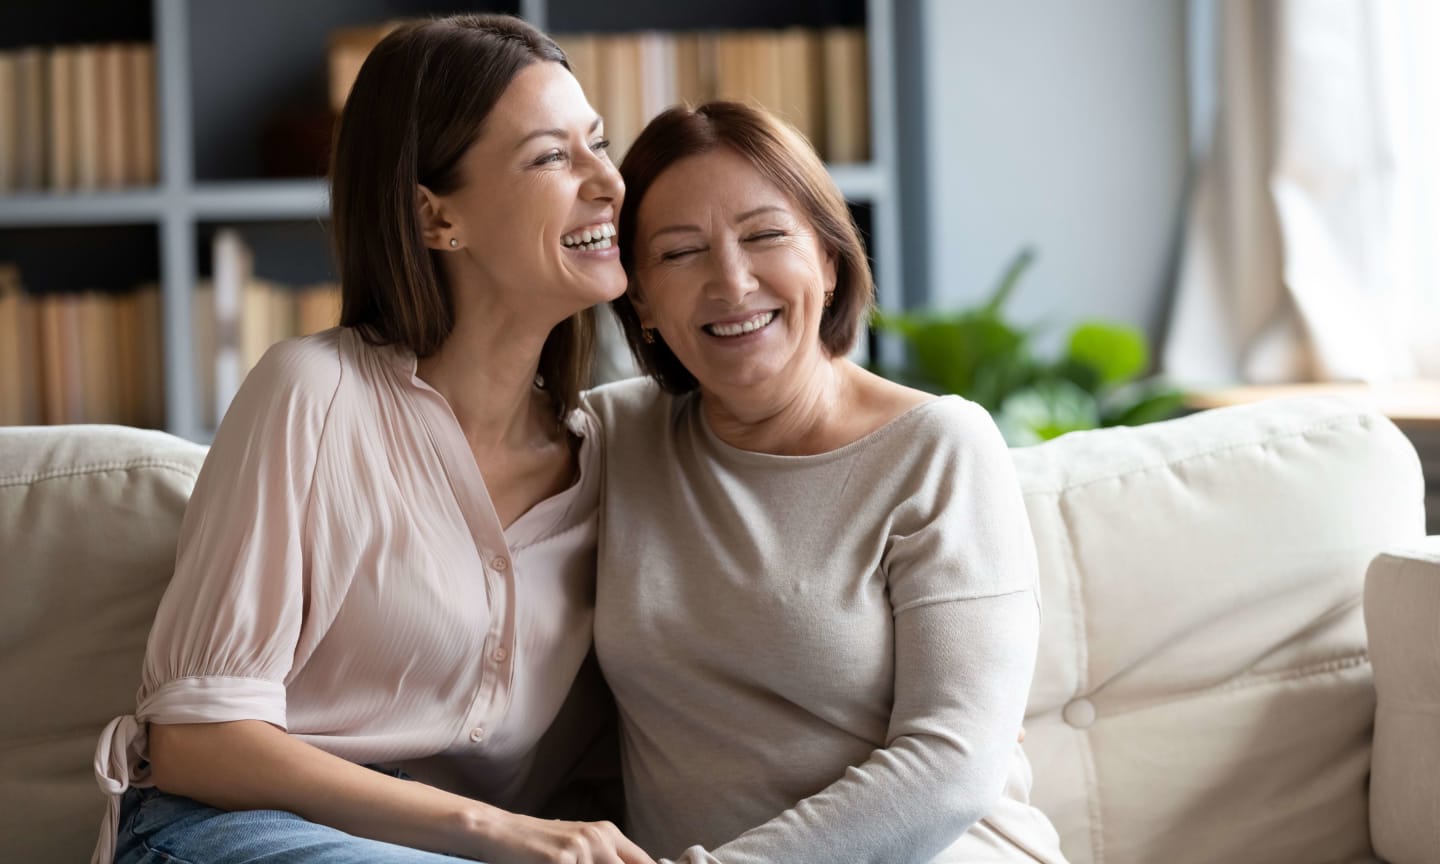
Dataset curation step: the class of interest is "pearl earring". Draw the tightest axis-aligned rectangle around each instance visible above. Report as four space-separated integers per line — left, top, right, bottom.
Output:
449 238 459 248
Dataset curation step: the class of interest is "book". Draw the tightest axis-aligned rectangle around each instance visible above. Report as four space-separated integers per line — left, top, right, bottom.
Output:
38 292 83 423
328 23 401 114
0 265 42 425
112 288 138 425
748 32 785 121
212 229 251 423
72 45 101 190
192 279 217 430
0 53 16 193
822 28 869 163
13 48 46 191
776 29 823 152
99 44 128 188
77 290 119 422
125 44 156 185
597 36 644 160
47 46 76 191
296 282 342 336
131 282 164 428
673 32 715 108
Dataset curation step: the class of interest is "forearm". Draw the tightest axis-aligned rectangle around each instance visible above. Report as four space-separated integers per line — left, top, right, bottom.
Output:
148 720 503 859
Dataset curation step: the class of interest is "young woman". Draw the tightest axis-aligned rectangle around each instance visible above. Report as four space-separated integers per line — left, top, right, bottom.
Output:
92 15 651 864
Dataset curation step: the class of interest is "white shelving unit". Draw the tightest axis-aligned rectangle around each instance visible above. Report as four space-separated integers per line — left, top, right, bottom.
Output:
1 0 902 442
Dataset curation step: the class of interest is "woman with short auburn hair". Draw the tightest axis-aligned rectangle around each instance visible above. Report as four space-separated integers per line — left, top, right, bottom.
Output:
586 101 1069 863
92 14 652 864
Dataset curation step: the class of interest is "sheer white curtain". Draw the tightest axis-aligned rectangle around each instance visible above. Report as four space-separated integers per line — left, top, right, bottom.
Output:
1165 0 1440 385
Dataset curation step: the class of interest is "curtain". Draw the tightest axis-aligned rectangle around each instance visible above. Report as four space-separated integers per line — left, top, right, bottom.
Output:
1164 0 1440 385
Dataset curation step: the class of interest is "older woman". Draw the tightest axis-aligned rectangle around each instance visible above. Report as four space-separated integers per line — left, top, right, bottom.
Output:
91 15 652 864
584 102 1068 864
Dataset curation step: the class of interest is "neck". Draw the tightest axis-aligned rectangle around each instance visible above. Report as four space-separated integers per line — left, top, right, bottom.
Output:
416 293 558 453
701 356 852 455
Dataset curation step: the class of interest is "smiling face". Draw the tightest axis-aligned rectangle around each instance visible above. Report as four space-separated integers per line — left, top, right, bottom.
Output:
421 61 625 322
631 147 837 400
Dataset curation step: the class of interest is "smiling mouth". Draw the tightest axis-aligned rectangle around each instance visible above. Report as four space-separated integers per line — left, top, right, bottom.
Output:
703 310 777 337
561 222 615 251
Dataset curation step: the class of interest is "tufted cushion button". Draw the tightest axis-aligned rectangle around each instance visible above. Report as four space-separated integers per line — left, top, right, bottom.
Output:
1063 698 1096 729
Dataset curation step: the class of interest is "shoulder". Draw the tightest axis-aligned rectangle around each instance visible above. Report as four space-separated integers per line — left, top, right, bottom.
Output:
220 329 350 440
884 396 1009 464
580 376 671 434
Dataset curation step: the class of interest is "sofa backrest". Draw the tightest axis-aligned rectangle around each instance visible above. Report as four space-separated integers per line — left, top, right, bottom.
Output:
0 425 207 864
1014 397 1426 864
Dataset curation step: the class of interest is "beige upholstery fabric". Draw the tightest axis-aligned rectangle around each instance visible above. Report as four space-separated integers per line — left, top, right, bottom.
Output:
1367 538 1440 864
1013 398 1426 864
0 425 206 864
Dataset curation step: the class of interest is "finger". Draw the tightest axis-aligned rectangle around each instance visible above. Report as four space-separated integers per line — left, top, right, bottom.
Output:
615 834 658 864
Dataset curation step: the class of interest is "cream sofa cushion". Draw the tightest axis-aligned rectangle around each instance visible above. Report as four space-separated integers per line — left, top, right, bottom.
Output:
0 425 206 864
1014 398 1426 864
1366 537 1440 864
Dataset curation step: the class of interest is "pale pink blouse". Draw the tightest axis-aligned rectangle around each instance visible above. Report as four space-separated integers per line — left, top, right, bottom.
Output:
91 327 601 864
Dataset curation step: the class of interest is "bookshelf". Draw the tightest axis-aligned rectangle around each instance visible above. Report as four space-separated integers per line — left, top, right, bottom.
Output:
1 0 903 442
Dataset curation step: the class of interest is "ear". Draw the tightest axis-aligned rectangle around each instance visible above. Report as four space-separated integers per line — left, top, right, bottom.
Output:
822 248 838 296
416 185 458 251
628 284 655 329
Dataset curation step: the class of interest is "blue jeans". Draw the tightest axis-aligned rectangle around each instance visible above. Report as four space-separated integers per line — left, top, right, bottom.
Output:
113 783 474 863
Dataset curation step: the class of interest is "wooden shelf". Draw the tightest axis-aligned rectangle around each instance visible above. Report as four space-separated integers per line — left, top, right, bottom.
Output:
1186 381 1440 429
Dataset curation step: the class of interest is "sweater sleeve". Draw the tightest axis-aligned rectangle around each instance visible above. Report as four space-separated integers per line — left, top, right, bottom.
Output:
666 401 1042 864
135 338 344 729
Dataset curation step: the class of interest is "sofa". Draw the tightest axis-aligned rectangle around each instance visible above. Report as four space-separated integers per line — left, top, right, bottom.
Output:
1 396 1436 863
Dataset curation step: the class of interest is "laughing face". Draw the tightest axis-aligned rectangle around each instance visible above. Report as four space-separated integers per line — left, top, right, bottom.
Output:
421 61 626 322
630 147 837 401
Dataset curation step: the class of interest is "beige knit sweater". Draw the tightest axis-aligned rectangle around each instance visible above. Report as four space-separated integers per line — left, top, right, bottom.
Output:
584 378 1068 864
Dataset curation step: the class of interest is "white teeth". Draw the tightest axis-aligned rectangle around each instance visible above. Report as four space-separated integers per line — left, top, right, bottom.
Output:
707 311 776 337
562 221 616 248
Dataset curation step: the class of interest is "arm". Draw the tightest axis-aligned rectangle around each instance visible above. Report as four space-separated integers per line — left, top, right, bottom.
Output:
667 401 1041 864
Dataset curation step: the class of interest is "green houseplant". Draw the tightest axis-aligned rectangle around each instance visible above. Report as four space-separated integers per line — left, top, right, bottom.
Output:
873 248 1184 445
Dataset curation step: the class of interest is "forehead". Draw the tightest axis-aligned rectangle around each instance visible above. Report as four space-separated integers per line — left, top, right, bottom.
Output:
478 61 593 143
639 148 793 225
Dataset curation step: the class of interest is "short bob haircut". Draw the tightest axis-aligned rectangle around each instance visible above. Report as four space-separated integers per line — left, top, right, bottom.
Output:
330 14 593 419
613 101 876 394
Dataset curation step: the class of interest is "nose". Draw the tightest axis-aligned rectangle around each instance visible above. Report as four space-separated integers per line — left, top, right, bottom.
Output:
705 240 759 305
581 147 624 206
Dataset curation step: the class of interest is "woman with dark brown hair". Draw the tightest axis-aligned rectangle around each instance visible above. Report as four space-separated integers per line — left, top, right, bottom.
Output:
91 15 652 864
585 102 1069 863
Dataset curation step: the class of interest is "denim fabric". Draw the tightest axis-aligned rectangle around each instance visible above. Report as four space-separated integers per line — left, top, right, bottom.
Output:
113 782 472 864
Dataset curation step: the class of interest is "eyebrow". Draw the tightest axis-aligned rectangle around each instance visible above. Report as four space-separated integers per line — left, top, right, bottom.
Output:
514 116 603 150
647 206 787 244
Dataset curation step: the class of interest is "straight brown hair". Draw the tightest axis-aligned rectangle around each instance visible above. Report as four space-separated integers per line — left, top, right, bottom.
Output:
613 101 875 394
330 14 595 418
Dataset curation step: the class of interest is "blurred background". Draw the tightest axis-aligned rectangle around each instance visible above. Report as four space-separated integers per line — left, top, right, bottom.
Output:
0 0 1435 471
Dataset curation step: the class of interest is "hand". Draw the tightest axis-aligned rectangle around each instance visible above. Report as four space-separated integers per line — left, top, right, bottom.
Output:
483 813 657 864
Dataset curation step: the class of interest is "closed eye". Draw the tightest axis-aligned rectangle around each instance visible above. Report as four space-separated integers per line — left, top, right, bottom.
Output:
659 248 701 262
745 230 786 242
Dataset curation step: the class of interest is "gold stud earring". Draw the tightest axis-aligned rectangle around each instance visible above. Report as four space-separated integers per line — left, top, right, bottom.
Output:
642 328 656 344
823 290 835 308
449 238 459 248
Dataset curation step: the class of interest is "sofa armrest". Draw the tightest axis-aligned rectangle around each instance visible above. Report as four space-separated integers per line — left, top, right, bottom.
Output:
1365 538 1440 864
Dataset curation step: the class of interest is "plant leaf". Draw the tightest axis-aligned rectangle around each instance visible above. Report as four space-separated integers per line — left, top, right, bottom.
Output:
984 247 1037 316
1066 322 1148 386
996 379 1100 444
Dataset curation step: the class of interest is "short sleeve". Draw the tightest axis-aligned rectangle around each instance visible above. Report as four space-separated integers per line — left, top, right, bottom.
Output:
885 399 1039 614
135 338 344 729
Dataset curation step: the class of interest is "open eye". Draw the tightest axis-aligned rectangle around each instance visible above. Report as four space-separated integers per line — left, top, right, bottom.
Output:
533 149 566 166
591 138 611 154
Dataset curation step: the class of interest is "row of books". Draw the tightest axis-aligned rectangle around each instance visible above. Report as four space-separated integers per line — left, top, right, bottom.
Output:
0 264 164 427
329 26 869 164
0 43 158 194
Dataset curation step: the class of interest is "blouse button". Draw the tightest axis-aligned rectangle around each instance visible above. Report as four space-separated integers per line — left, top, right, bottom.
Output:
492 647 509 663
491 556 509 572
469 726 485 743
